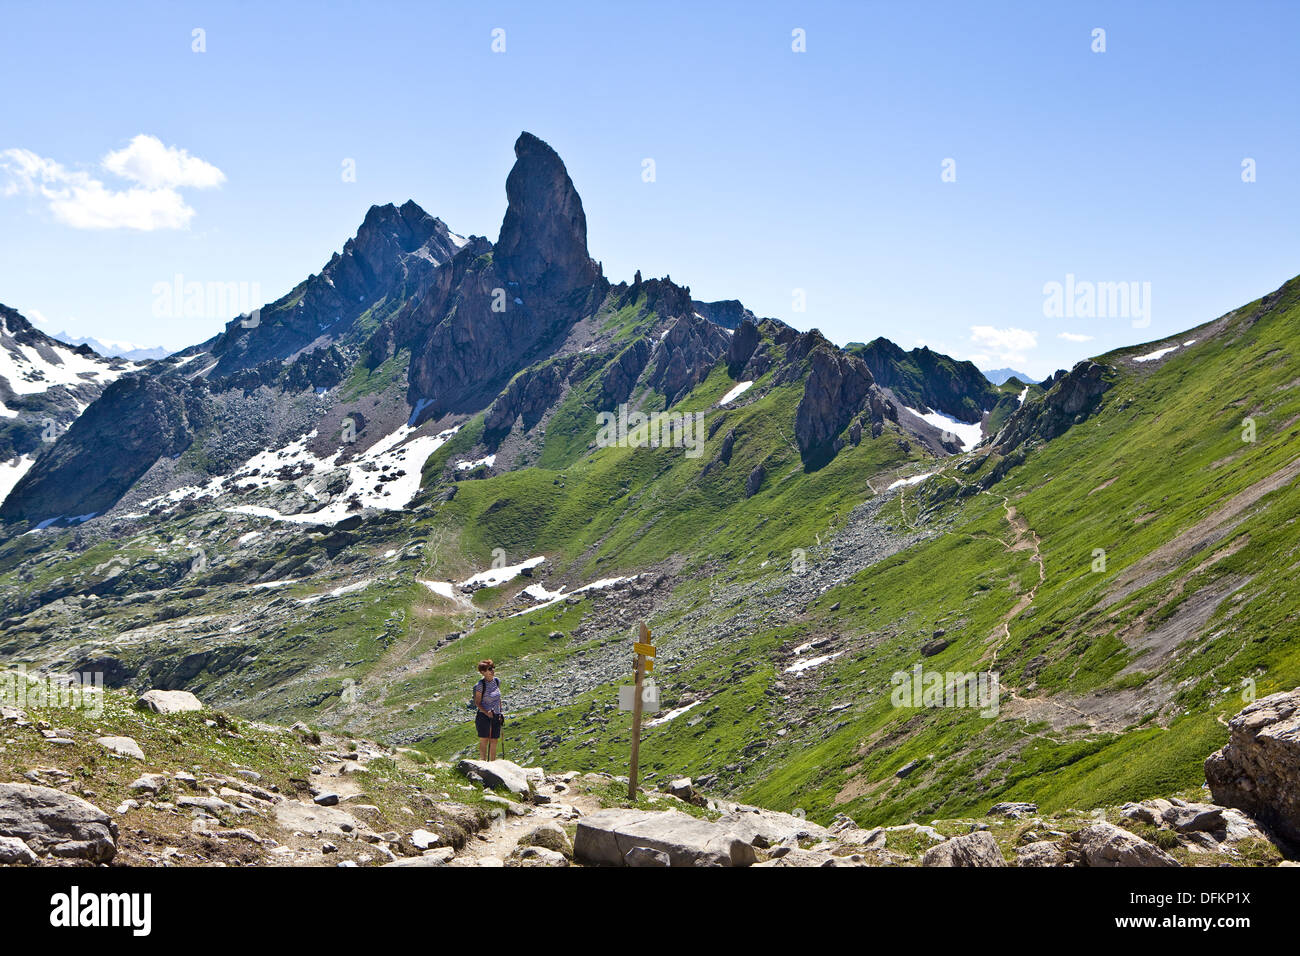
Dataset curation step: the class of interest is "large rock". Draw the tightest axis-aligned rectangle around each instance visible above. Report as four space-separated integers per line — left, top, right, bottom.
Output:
0 783 117 862
508 845 569 867
136 689 203 714
517 821 572 857
921 830 1005 867
1161 802 1224 834
574 809 757 867
0 835 37 865
714 804 833 848
495 131 600 293
1205 687 1300 844
457 759 531 796
1067 822 1180 867
96 736 144 760
1015 841 1065 867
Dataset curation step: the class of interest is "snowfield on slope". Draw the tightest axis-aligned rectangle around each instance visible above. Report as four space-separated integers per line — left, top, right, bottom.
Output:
887 471 935 491
0 337 131 396
141 423 460 525
717 380 753 405
903 405 983 451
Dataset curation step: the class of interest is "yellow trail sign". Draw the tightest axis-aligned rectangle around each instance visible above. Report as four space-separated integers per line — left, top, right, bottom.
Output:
629 620 653 800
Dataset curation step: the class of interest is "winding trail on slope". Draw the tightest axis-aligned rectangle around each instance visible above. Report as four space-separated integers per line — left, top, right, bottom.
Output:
974 490 1096 732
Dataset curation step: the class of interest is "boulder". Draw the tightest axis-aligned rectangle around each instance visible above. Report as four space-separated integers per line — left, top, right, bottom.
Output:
574 809 757 867
1015 841 1065 867
0 835 37 865
0 783 117 862
96 736 145 760
129 773 168 794
136 689 203 714
291 721 321 744
509 845 569 867
410 829 441 850
714 804 833 847
1067 822 1180 867
921 830 1005 867
457 758 530 796
666 778 695 802
517 821 572 857
1205 687 1300 844
1119 798 1173 826
1161 803 1224 833
989 801 1038 819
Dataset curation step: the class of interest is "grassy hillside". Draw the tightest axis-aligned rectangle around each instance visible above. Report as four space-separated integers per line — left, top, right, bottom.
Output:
3 274 1298 836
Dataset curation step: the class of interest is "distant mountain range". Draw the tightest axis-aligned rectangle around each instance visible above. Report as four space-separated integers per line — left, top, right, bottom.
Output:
981 367 1034 386
50 332 172 362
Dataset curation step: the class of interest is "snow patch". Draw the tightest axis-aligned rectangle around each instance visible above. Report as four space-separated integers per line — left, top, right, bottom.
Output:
718 381 754 406
460 556 545 588
644 700 701 728
153 424 460 525
887 472 935 491
510 575 638 617
1133 345 1179 363
0 454 36 506
903 405 983 451
785 652 843 674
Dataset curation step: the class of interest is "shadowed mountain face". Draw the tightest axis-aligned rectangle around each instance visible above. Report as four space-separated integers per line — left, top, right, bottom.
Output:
495 132 601 293
395 133 610 420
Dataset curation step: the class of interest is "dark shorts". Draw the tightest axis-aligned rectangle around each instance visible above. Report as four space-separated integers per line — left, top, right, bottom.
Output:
476 712 502 739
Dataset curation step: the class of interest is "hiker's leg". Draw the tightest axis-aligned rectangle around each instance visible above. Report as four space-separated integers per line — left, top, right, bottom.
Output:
478 737 489 760
488 735 497 761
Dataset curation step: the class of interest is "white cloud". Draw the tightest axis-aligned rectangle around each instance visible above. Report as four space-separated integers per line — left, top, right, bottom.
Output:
103 135 225 190
1 136 224 231
1058 331 1094 343
968 325 1037 365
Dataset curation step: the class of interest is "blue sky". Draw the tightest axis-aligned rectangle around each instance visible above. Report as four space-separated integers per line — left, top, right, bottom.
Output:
1 0 1296 378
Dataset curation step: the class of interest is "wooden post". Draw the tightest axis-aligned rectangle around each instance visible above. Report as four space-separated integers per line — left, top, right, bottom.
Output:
628 621 651 801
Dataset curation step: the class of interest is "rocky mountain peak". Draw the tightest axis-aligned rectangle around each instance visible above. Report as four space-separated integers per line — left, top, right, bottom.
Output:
342 199 461 287
495 132 600 292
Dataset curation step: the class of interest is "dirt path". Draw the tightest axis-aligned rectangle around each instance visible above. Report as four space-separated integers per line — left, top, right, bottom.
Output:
455 783 605 866
971 491 1098 732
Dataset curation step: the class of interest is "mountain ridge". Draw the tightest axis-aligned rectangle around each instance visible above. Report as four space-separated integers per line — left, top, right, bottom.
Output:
1 134 1297 846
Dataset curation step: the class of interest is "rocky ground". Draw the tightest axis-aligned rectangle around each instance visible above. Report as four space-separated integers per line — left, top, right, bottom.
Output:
1 678 1296 868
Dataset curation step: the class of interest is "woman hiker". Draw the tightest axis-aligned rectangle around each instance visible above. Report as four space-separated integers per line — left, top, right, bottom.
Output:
473 659 504 761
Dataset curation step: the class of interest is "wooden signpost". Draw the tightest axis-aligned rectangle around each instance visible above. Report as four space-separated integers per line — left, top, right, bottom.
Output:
628 621 654 801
